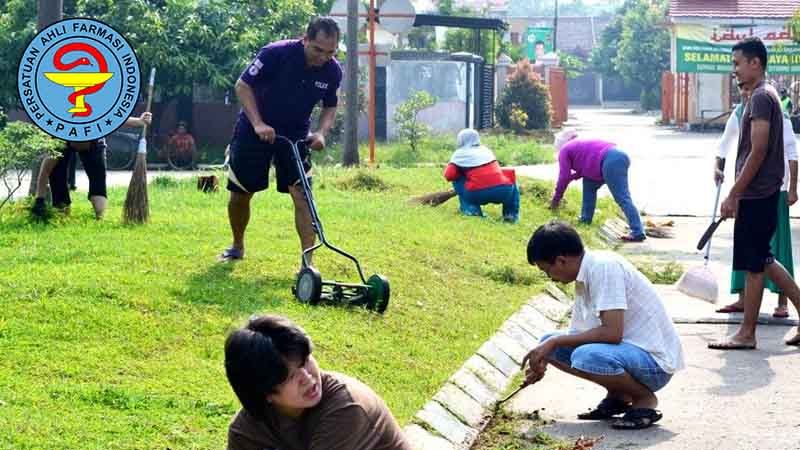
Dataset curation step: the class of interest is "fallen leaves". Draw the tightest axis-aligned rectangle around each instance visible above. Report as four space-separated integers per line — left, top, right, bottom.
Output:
561 435 605 450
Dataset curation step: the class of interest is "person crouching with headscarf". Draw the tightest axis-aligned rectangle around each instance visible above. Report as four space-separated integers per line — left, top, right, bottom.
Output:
443 128 520 223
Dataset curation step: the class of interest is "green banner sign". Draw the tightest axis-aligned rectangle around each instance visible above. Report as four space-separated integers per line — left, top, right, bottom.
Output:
676 25 800 74
526 27 553 62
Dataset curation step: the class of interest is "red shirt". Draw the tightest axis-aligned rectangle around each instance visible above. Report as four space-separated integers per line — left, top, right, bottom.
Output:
444 161 514 191
168 132 195 156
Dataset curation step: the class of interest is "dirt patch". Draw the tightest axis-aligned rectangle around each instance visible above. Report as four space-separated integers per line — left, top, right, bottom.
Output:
471 409 603 450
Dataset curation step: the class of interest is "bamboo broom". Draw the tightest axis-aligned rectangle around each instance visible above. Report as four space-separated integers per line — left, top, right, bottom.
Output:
123 68 155 224
408 189 456 207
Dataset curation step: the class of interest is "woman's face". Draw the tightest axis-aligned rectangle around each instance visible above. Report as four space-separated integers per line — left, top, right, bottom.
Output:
267 354 323 416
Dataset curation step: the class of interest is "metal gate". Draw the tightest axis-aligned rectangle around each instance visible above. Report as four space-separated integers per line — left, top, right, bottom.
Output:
475 63 495 129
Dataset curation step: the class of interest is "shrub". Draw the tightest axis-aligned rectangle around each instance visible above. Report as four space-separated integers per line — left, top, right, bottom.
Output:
394 91 437 156
0 122 63 211
508 104 528 134
496 59 551 131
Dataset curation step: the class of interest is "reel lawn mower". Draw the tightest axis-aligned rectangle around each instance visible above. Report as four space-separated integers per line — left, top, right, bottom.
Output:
277 136 391 314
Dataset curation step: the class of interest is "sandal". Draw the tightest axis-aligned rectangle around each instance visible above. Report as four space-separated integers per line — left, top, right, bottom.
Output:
708 338 756 350
715 304 744 314
773 306 790 319
620 234 646 243
577 397 631 420
218 247 243 262
611 408 663 430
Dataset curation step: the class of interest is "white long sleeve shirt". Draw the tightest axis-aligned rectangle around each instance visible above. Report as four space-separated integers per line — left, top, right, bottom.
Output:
717 103 797 191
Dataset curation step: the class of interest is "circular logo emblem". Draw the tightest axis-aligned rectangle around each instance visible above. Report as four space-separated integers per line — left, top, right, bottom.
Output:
17 18 141 142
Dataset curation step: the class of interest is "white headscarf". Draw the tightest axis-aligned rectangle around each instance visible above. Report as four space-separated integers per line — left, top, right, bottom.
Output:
449 128 496 168
553 129 578 152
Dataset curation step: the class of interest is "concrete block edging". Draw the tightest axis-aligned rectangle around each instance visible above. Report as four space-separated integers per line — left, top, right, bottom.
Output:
404 284 571 450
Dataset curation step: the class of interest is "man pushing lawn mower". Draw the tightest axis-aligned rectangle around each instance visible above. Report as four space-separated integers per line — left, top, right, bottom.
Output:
219 17 342 271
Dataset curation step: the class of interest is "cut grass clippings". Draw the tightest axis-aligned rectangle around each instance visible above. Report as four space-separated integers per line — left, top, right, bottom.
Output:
0 166 611 450
634 260 684 285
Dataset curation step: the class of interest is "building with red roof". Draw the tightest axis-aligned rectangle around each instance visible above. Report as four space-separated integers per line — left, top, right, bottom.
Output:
664 0 800 126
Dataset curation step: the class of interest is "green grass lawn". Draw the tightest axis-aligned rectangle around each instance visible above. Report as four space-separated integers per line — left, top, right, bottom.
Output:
0 167 611 450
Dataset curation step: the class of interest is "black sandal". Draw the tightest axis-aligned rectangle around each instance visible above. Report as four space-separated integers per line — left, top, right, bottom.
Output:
611 408 663 429
577 397 631 420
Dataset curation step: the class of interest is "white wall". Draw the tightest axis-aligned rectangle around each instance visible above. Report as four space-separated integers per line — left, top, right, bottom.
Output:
386 60 470 139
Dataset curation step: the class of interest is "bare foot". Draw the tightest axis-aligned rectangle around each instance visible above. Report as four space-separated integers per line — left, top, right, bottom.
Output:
629 391 658 410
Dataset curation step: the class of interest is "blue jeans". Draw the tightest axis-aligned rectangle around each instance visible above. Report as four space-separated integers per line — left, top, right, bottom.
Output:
452 178 520 222
540 331 672 393
581 149 644 238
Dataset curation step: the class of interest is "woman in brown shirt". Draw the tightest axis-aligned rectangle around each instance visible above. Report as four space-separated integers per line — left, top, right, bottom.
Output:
224 315 411 450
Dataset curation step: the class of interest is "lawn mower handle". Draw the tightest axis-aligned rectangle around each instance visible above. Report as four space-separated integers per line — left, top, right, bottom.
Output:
274 135 369 284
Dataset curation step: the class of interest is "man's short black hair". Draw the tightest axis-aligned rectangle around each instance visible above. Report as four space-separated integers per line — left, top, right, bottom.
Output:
224 315 312 417
732 37 768 71
307 17 340 41
527 220 584 264
535 40 545 46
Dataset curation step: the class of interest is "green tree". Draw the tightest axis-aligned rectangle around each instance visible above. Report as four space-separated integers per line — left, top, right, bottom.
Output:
503 44 526 62
69 0 315 127
443 28 502 62
589 12 624 79
438 0 453 15
407 26 437 51
1 0 316 121
0 0 38 111
613 0 669 110
557 51 585 79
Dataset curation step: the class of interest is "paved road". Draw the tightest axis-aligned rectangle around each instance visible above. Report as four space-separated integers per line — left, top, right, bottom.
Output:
508 323 800 450
505 108 800 450
516 107 800 218
2 168 203 203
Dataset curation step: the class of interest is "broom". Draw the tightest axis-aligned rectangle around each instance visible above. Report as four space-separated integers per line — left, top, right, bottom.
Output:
676 182 722 303
123 67 155 224
408 189 456 206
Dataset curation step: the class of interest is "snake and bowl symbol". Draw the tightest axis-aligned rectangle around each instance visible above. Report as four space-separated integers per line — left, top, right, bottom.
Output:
43 42 114 117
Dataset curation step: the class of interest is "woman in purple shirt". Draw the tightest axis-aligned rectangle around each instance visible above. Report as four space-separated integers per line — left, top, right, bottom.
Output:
551 130 645 242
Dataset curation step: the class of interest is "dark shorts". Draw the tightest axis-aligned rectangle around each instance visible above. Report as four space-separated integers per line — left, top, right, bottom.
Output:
49 140 107 207
733 190 780 273
226 132 311 194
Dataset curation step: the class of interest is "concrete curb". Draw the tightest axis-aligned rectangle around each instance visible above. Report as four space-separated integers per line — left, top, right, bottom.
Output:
672 316 799 326
403 283 571 450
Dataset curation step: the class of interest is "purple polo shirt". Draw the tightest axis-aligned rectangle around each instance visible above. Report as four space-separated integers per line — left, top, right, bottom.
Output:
552 139 615 203
235 39 342 140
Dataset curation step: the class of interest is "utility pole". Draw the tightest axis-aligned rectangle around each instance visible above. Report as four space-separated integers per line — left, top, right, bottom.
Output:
29 0 63 196
342 0 360 166
553 0 558 51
